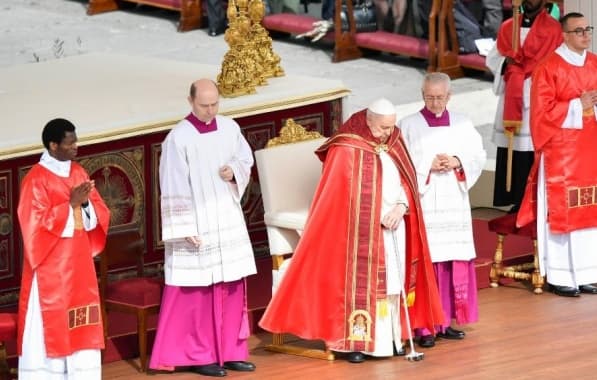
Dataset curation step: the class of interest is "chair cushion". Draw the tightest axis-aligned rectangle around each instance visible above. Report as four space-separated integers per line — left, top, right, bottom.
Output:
459 53 488 71
262 14 320 35
487 213 518 234
106 277 163 308
355 31 429 59
0 313 17 341
264 209 309 230
488 213 537 238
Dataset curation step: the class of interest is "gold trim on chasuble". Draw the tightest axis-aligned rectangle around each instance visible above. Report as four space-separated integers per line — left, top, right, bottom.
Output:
68 304 101 330
346 148 382 352
568 186 597 208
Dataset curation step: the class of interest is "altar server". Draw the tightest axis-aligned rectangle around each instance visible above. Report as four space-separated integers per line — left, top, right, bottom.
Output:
150 79 257 377
399 72 486 348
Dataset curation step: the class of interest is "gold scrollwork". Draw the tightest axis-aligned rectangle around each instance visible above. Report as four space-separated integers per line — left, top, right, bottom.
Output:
79 149 145 229
266 119 323 148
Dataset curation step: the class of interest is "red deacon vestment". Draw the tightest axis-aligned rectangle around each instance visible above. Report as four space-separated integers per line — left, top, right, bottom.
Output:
518 50 597 233
17 162 110 357
259 110 443 353
496 9 562 129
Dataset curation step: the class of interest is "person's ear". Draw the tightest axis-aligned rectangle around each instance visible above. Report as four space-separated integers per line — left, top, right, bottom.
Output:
48 141 58 153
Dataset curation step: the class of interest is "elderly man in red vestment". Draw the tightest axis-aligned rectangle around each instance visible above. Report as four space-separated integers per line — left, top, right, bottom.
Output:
17 118 110 379
260 99 443 363
487 0 562 213
518 12 597 297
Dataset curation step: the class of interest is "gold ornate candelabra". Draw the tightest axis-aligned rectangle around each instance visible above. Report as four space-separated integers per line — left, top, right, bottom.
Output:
217 0 284 97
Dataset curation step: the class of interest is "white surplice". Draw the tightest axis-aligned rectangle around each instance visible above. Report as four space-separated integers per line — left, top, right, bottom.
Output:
159 115 256 286
399 112 486 262
536 45 597 287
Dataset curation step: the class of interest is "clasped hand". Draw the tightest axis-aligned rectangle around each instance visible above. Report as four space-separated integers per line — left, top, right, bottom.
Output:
431 154 459 173
70 180 94 208
580 90 597 110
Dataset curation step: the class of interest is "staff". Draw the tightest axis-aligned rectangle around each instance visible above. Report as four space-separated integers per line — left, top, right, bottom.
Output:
505 0 522 192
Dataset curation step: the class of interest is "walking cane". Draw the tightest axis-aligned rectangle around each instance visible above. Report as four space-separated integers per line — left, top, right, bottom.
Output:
392 229 424 362
506 0 522 193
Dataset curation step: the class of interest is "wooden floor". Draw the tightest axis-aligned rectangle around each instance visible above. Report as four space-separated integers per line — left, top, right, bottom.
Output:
103 282 597 379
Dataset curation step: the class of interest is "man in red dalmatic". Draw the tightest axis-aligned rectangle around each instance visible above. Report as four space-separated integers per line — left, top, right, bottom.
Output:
518 12 597 297
17 118 110 379
260 99 443 363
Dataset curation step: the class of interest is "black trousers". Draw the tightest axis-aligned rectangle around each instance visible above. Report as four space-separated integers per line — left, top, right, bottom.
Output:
493 147 534 212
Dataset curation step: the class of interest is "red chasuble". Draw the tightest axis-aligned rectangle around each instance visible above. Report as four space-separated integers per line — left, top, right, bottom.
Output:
17 163 110 357
518 51 597 233
496 10 562 130
259 110 443 352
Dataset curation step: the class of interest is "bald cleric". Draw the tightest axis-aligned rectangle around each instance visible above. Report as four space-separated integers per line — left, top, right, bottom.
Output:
150 79 257 377
260 99 443 363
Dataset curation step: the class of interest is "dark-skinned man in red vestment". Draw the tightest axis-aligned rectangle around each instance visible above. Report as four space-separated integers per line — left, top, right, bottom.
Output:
487 0 562 213
260 99 443 363
17 118 110 379
518 12 597 297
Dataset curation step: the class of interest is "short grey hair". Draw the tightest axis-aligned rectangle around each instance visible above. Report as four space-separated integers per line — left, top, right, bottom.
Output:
422 72 451 93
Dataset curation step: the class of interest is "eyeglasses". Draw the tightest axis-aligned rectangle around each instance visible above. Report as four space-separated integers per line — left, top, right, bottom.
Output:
565 26 594 36
423 95 447 102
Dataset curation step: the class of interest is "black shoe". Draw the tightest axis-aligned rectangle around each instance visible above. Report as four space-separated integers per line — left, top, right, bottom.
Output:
579 284 597 294
418 335 435 348
550 284 580 297
347 351 365 363
436 326 465 340
208 29 218 37
223 361 255 372
191 364 227 377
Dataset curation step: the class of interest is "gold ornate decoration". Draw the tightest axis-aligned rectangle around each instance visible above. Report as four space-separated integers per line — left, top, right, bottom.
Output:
348 309 372 342
265 118 323 147
217 0 285 97
217 0 258 97
374 144 389 154
79 148 145 230
248 0 284 78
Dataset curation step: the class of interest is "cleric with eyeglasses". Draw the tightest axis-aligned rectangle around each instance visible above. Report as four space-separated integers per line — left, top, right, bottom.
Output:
517 12 597 298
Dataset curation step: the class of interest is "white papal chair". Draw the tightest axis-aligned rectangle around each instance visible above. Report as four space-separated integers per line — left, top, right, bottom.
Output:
254 119 334 360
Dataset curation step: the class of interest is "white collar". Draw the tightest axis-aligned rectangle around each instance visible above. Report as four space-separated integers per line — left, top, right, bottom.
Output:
39 150 71 178
555 43 586 67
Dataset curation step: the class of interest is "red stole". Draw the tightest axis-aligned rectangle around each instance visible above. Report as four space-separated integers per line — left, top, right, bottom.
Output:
17 163 110 356
259 110 443 352
497 10 562 130
518 52 597 232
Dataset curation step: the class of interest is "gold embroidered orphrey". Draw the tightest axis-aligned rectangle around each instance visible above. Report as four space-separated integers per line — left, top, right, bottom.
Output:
68 304 101 330
348 309 372 342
